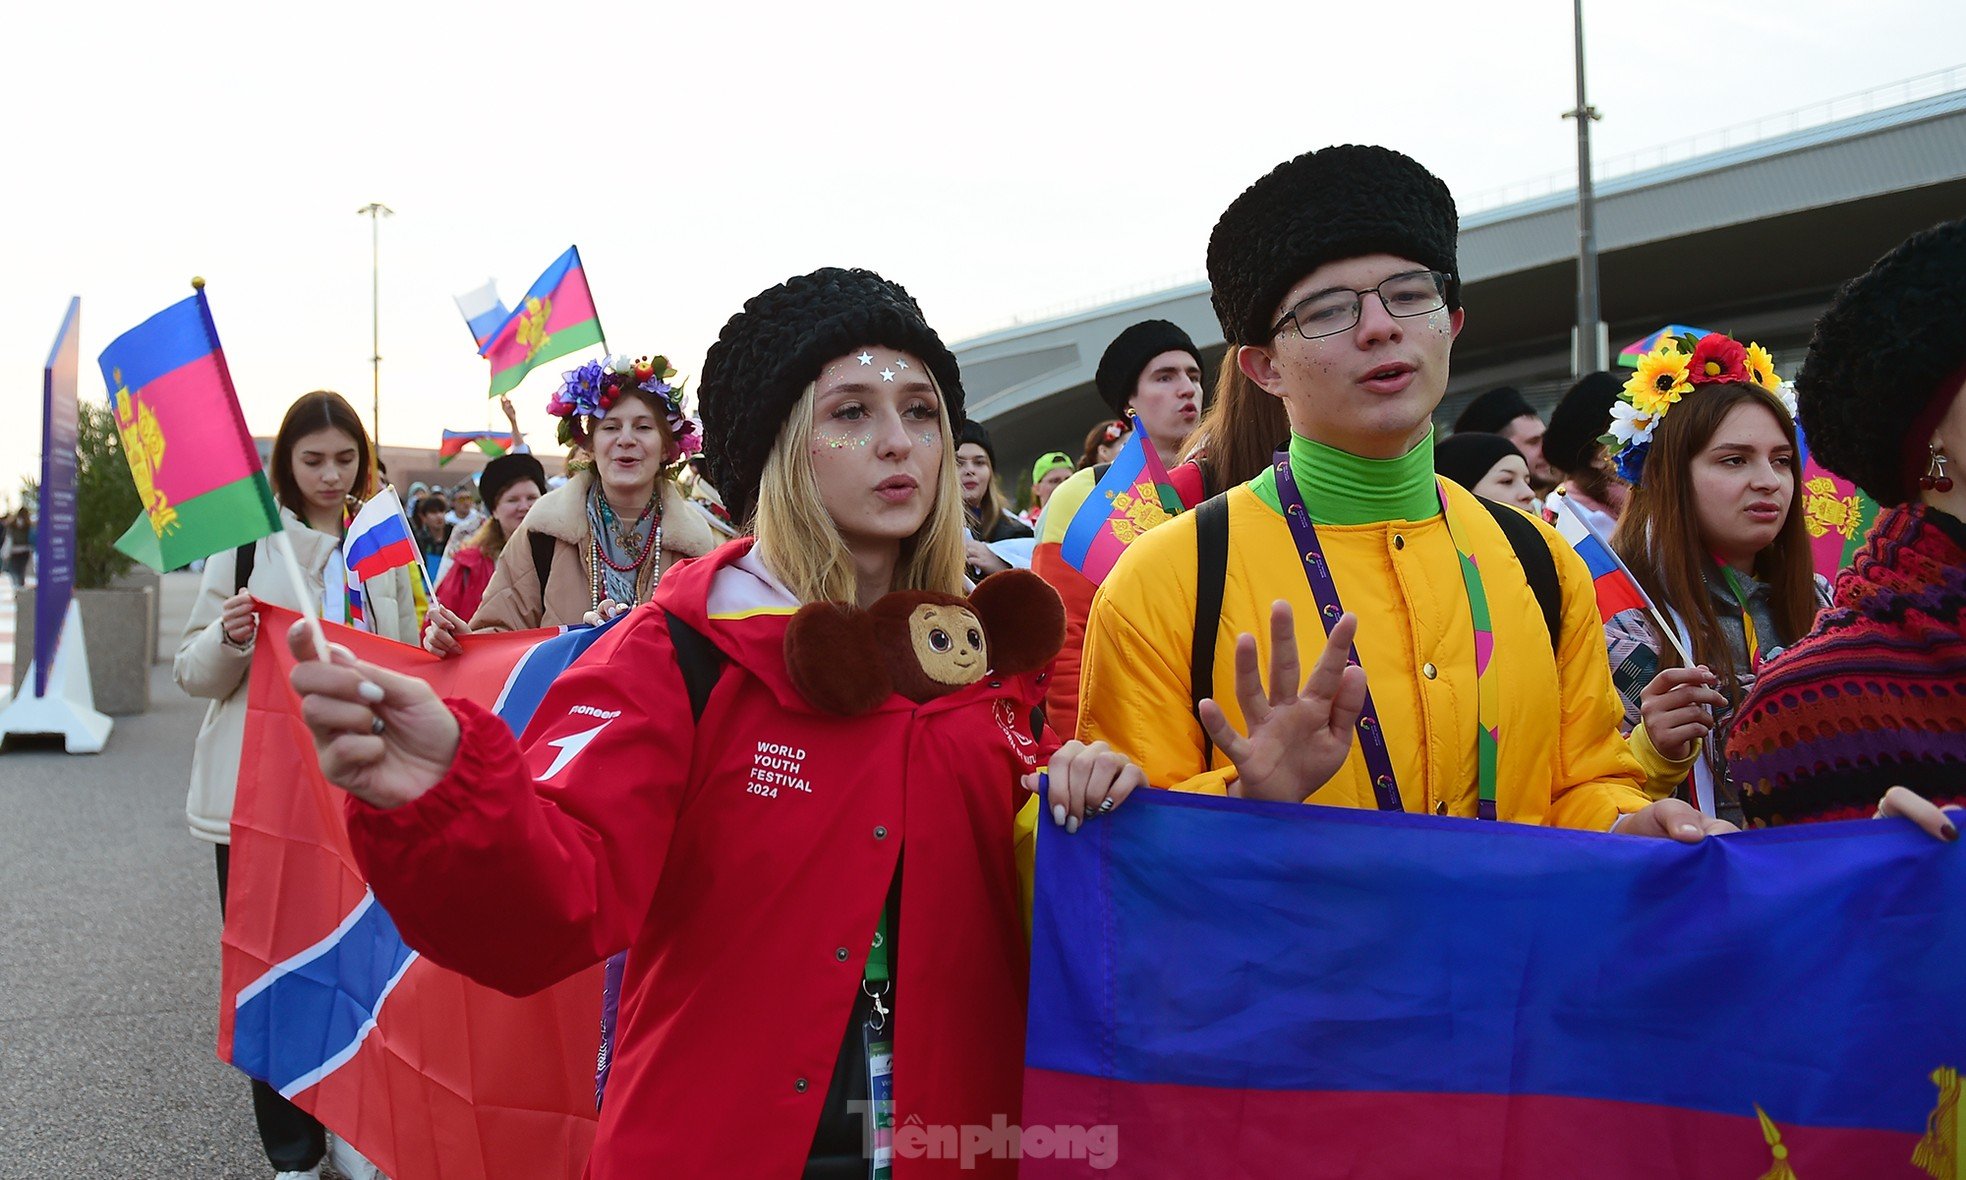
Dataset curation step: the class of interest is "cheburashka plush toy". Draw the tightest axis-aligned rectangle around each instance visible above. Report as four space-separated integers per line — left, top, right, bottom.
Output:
784 570 1065 715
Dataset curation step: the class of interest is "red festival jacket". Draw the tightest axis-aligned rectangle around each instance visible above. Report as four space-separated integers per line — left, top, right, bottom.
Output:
345 539 1052 1179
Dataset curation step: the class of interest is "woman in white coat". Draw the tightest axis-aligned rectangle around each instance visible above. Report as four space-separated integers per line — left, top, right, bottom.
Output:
173 390 414 1180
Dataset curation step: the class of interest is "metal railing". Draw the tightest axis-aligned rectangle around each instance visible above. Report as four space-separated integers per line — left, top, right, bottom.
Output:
970 66 1965 339
1461 64 1966 212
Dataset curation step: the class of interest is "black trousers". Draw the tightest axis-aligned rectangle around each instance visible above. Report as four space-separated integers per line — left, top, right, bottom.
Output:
215 844 328 1172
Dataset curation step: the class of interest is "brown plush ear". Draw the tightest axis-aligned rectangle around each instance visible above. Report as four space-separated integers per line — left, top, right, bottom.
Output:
969 569 1065 676
785 602 890 715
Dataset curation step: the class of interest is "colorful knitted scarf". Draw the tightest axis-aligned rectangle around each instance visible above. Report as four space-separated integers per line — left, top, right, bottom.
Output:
1730 504 1966 826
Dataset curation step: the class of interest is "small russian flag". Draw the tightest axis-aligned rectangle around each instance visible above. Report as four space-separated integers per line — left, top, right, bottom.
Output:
452 280 510 350
1549 494 1651 622
344 488 420 582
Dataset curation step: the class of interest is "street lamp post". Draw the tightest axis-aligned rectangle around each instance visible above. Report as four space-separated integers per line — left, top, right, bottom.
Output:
356 202 394 448
1562 0 1605 374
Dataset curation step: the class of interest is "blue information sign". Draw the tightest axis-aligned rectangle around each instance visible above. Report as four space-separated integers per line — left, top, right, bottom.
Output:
35 298 81 698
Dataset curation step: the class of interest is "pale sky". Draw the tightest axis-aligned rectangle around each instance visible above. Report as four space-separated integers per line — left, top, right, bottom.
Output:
4 0 1962 502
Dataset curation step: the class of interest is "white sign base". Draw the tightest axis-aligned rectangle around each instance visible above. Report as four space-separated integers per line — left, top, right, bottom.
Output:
0 599 113 754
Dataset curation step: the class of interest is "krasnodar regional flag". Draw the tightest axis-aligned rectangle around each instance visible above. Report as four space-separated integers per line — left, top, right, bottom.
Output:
439 429 514 465
1025 790 1966 1179
97 284 283 571
478 247 605 397
1057 413 1182 584
453 279 510 349
223 606 626 1179
1795 421 1880 581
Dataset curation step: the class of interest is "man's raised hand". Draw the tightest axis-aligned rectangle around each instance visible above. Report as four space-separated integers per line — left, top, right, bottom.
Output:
1199 602 1368 804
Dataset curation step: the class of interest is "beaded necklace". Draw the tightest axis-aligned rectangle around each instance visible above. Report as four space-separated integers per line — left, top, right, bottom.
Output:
586 484 664 609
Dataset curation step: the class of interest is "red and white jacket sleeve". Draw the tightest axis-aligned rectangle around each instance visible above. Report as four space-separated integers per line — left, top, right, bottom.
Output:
345 611 695 997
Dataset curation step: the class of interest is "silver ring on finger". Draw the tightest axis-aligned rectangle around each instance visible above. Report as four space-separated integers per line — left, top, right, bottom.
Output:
370 716 386 736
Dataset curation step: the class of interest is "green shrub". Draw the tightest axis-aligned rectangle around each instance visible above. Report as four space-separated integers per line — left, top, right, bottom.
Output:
74 400 142 588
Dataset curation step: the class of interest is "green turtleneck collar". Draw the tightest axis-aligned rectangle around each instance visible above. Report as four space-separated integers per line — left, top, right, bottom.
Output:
1247 429 1441 525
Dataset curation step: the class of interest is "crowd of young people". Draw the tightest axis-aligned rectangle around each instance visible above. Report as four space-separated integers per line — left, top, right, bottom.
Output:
170 144 1964 1178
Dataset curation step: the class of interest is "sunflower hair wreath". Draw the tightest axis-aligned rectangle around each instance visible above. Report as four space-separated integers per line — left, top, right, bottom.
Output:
1599 332 1786 485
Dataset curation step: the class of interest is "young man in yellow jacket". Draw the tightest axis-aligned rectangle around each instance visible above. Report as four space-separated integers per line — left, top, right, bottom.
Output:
1080 144 1731 841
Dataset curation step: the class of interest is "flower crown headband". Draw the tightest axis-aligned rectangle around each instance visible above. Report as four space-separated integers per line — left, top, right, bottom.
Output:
548 353 704 461
1600 332 1790 485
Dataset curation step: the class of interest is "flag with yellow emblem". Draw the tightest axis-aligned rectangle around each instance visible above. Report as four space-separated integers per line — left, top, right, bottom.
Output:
478 246 605 397
98 282 283 571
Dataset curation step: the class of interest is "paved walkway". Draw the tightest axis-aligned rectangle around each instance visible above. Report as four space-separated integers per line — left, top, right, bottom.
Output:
1 573 18 705
0 571 265 1175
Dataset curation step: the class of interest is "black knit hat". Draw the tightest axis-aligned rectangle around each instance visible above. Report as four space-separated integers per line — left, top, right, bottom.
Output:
1798 217 1966 506
1543 371 1625 477
1206 144 1460 346
1452 386 1537 435
1434 432 1524 493
477 452 547 514
699 267 965 524
957 419 997 467
1094 320 1202 416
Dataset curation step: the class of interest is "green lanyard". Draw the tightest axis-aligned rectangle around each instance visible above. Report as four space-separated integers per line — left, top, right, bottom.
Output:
865 911 890 984
863 909 892 1031
1715 562 1763 668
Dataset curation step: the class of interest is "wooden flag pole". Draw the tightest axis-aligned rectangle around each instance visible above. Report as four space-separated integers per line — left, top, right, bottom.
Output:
270 529 332 662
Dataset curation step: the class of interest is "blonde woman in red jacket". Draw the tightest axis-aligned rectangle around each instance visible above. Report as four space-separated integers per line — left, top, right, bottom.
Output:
281 270 1353 1178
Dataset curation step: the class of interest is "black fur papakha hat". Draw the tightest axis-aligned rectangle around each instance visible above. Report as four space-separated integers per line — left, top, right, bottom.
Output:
1206 145 1461 347
1094 320 1203 416
699 267 965 525
1544 371 1626 477
1453 386 1537 435
1797 217 1966 506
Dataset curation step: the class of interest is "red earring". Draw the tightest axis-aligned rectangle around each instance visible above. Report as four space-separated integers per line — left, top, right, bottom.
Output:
1919 446 1954 493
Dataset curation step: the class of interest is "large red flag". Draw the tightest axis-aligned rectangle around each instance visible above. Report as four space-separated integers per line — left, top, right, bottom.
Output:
220 606 608 1180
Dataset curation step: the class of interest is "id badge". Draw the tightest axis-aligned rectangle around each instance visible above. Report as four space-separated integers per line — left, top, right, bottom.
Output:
863 1020 894 1180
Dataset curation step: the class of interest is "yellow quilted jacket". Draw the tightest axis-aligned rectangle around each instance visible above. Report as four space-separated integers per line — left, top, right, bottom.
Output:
1077 480 1650 829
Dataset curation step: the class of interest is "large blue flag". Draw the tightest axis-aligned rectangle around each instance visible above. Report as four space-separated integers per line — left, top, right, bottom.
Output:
1025 790 1966 1178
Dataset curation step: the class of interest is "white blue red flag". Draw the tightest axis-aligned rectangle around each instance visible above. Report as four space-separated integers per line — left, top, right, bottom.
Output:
221 605 623 1179
341 488 421 630
1549 493 1651 622
453 280 510 350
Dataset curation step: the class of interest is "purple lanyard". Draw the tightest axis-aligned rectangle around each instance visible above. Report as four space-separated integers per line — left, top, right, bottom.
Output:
1271 451 1408 812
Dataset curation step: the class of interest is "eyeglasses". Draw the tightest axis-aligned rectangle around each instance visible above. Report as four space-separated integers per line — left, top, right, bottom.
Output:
1270 270 1452 342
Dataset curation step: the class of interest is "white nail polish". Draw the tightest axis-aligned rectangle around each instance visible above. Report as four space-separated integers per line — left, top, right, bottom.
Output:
1066 816 1080 834
1052 804 1067 827
357 681 384 703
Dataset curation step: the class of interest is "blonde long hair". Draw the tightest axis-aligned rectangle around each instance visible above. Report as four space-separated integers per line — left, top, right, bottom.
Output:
753 382 967 604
